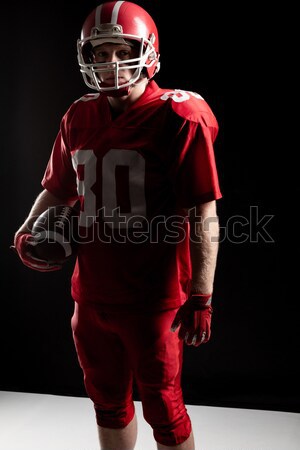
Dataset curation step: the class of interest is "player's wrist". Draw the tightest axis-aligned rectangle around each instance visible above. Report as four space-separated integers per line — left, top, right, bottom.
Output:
190 291 212 297
189 286 212 298
189 280 212 295
188 293 212 309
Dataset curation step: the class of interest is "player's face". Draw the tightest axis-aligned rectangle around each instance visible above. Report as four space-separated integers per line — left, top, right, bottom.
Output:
92 43 139 86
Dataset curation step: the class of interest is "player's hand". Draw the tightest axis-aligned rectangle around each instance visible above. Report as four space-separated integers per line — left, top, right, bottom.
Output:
10 232 62 272
171 294 213 346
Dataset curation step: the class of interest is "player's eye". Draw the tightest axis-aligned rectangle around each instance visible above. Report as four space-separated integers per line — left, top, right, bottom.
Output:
93 51 108 60
117 50 130 58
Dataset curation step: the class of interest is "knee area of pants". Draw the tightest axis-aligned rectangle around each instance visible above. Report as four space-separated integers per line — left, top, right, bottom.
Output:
94 402 135 429
142 402 192 447
153 419 192 446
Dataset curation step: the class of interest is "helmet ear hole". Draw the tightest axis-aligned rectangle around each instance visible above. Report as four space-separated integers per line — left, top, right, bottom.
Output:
82 42 94 64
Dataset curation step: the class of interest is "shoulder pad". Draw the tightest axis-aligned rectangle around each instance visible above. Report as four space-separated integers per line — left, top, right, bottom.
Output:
160 89 217 126
74 93 100 103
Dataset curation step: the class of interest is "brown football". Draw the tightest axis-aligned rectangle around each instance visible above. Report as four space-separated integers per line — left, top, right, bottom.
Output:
31 205 79 263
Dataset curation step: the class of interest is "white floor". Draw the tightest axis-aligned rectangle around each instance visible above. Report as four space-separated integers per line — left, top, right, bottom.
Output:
0 391 299 450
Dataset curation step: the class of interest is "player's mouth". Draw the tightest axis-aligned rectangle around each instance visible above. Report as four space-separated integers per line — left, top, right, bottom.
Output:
103 76 127 85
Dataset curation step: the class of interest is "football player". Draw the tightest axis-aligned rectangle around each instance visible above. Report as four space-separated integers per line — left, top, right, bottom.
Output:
12 2 222 449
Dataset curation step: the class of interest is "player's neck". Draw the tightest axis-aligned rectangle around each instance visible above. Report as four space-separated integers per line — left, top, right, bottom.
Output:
107 79 148 114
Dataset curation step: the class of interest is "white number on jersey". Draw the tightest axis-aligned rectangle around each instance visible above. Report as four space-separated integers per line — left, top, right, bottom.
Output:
72 148 146 228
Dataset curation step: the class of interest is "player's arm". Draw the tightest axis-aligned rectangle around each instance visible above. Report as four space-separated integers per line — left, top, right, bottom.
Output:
11 189 73 271
188 200 219 294
15 189 70 235
171 200 220 346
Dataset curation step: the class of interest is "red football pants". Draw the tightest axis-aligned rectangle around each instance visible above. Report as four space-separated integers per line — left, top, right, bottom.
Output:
71 301 192 446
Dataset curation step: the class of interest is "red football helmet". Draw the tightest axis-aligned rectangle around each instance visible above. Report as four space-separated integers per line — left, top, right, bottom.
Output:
77 1 160 95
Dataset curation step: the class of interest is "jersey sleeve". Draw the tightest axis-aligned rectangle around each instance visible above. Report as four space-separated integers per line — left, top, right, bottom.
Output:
171 97 222 208
41 113 78 201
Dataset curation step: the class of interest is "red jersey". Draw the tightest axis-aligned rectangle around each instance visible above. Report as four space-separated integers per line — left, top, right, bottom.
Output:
42 81 222 311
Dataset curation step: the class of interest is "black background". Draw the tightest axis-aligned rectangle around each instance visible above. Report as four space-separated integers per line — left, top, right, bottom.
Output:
1 1 292 412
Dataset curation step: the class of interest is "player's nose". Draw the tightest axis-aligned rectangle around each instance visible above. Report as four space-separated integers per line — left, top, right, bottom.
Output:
105 51 119 63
